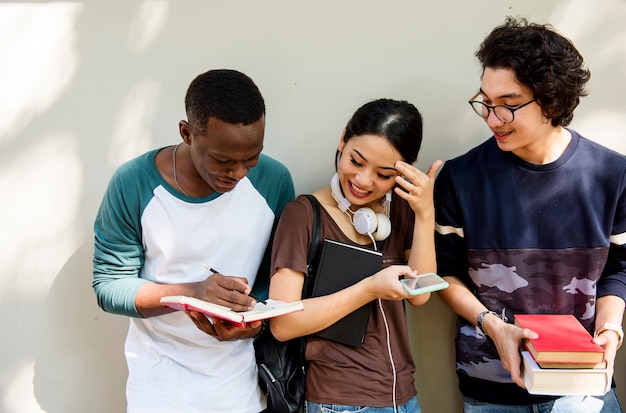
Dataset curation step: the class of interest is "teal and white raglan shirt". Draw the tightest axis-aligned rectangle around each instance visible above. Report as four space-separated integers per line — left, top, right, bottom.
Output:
93 147 295 413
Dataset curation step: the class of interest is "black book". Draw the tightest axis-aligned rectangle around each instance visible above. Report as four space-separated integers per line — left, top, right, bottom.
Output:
311 239 383 347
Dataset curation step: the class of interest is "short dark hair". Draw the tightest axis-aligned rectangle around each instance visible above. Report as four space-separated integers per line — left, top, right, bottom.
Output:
342 99 423 165
476 16 590 127
184 69 265 134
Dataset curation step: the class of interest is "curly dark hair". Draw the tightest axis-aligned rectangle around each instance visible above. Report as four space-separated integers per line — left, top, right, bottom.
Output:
476 16 590 127
184 69 265 134
342 98 423 165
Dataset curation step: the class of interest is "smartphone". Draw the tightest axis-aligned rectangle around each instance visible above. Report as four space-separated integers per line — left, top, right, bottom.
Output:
401 272 449 296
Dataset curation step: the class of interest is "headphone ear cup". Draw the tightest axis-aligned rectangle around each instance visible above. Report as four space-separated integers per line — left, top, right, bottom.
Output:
372 213 391 241
352 207 378 235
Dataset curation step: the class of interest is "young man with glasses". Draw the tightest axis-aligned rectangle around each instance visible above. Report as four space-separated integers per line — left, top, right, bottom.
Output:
435 17 626 412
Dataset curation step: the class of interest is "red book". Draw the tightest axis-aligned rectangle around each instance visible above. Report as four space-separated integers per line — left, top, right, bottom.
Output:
514 314 604 367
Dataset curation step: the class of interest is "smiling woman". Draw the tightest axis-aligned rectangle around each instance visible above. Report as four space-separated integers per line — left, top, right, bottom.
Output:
269 98 442 412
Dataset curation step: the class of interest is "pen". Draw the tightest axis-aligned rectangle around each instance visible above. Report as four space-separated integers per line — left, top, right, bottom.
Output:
203 264 267 304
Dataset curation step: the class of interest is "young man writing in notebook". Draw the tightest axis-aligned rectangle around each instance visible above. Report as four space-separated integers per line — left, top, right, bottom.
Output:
92 69 294 412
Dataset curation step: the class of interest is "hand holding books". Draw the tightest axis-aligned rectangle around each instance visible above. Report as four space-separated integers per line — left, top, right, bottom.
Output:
473 310 538 389
514 314 611 396
515 314 604 367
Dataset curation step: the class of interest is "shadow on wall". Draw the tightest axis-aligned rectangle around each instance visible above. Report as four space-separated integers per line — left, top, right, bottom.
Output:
33 242 128 412
408 293 461 412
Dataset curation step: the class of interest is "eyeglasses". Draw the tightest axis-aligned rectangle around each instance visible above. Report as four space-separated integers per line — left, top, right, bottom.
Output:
468 92 537 123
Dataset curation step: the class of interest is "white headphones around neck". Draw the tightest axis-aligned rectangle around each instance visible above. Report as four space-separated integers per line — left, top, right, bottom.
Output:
330 173 392 241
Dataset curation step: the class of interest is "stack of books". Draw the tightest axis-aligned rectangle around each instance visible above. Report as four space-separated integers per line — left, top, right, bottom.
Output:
515 314 610 396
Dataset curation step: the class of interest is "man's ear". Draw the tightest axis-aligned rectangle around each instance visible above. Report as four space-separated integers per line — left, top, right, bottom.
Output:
179 120 192 144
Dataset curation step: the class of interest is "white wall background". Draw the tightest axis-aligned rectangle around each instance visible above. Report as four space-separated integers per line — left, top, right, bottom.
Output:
1 1 625 412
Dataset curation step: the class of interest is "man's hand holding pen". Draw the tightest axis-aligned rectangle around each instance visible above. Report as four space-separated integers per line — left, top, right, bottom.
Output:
186 265 263 341
204 265 268 304
199 265 257 311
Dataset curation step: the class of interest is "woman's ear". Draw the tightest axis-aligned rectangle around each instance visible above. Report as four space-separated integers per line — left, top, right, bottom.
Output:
179 120 192 144
337 128 347 151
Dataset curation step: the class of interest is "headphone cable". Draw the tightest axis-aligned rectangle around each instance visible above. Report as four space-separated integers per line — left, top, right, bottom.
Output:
378 298 397 412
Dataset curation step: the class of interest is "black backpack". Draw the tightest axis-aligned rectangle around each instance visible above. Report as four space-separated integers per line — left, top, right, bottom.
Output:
253 195 321 413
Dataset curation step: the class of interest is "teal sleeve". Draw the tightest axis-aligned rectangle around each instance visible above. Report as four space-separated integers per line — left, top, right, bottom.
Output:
248 154 296 217
249 155 296 299
92 155 154 318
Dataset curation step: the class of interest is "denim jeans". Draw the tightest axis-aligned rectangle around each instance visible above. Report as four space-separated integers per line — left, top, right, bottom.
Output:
305 395 421 412
463 389 622 413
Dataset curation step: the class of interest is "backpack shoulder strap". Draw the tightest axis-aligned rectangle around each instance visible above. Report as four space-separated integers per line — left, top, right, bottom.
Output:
301 194 322 298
